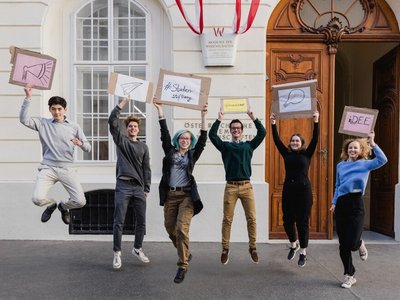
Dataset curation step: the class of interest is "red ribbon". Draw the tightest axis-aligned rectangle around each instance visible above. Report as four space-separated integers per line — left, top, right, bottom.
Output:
233 0 260 34
175 0 204 35
175 0 260 35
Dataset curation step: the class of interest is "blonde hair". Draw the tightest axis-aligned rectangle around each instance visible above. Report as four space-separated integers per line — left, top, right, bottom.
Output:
340 138 371 161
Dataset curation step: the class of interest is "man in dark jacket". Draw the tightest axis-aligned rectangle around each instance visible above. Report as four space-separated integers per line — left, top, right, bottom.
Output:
109 97 151 270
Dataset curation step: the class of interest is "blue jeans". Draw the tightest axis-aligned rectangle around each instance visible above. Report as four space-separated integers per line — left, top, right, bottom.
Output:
113 179 146 252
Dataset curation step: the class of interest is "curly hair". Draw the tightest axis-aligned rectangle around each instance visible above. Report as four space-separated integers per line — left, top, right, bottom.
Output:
124 116 140 128
287 133 306 152
340 138 371 161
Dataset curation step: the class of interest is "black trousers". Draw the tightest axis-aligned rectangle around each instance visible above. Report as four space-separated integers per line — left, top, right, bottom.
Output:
282 180 313 249
335 193 364 276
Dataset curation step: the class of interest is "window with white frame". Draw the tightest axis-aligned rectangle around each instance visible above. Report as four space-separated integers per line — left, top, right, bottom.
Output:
74 0 148 161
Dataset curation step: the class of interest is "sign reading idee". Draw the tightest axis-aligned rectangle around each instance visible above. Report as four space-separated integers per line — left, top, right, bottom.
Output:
155 69 211 110
339 106 379 137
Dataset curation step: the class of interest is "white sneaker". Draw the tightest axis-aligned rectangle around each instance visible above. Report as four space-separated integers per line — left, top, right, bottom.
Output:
133 247 150 263
359 240 368 261
341 275 357 288
113 251 122 269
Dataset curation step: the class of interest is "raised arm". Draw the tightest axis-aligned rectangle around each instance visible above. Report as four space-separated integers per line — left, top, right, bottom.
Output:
19 85 41 131
154 97 173 154
270 113 287 155
248 109 266 149
305 111 320 156
208 108 224 151
108 98 128 144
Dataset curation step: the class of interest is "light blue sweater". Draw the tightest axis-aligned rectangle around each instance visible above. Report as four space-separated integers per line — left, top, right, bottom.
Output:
332 144 387 205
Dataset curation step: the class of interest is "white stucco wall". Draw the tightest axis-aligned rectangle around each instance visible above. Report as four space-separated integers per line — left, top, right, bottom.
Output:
1 0 399 242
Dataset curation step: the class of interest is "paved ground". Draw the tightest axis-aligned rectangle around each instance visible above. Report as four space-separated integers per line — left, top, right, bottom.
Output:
1 238 400 300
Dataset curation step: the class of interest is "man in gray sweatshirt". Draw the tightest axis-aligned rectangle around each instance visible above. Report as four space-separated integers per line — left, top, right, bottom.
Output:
108 97 151 270
19 86 91 225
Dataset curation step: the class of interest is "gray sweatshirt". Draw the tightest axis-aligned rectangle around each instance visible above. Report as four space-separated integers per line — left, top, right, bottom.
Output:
108 106 151 193
19 98 91 167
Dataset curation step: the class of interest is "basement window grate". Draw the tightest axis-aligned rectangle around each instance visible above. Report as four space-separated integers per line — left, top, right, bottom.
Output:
69 189 136 235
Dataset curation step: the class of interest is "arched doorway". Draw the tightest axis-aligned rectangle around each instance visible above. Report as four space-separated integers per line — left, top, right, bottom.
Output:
266 0 400 239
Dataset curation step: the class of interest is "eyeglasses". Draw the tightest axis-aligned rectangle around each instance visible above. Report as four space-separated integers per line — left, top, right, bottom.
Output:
230 127 242 131
179 137 191 141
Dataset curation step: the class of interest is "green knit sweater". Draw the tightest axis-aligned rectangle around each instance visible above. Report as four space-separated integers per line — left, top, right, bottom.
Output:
209 119 266 181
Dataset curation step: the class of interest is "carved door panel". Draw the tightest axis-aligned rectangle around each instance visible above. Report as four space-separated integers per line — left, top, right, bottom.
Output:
370 46 399 237
266 42 332 239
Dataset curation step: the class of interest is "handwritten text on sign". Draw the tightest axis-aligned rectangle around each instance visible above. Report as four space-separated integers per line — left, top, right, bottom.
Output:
161 74 201 105
342 111 374 135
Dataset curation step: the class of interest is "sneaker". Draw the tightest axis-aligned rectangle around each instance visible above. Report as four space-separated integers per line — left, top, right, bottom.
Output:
133 247 150 263
341 275 357 288
113 251 122 269
221 248 229 265
359 240 368 261
57 203 70 225
249 248 259 264
298 254 306 267
287 243 300 260
41 203 57 223
174 267 187 284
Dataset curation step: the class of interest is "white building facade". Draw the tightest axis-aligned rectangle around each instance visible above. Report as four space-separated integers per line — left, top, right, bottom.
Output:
0 0 399 242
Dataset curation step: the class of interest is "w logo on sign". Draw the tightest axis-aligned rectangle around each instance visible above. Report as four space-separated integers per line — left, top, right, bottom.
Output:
213 27 224 37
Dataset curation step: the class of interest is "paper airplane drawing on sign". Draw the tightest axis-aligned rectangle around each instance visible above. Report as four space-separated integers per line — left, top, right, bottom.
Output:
9 46 57 90
108 72 153 103
120 81 143 96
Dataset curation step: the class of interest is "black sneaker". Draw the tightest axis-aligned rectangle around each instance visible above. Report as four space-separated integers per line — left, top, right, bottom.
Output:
287 243 300 260
58 203 70 225
221 248 229 265
174 268 187 284
41 203 57 223
298 254 306 267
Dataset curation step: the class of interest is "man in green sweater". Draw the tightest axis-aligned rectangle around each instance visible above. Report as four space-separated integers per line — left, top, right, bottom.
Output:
209 109 266 265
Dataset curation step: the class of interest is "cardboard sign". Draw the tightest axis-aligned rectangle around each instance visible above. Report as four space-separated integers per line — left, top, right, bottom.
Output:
339 106 379 137
272 79 317 119
9 46 57 90
221 98 249 114
154 69 211 110
108 72 153 102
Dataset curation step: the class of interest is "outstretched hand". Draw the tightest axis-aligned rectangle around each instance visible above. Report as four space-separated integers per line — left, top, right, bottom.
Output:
153 96 164 118
218 108 224 121
313 110 320 123
367 131 376 147
270 113 276 125
247 110 256 121
24 84 33 99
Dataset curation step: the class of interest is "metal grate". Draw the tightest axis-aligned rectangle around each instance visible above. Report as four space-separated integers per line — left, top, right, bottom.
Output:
69 189 135 234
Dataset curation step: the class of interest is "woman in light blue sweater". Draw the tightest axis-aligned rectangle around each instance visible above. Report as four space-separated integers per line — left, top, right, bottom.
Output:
330 132 387 289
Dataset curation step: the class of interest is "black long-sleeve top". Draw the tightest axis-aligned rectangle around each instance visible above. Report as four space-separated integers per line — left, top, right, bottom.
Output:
272 122 319 183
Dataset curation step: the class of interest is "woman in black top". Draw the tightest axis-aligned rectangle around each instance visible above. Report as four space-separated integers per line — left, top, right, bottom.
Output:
270 111 319 267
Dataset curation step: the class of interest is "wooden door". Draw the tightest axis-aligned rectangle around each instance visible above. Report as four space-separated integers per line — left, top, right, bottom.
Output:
370 46 400 237
266 42 332 239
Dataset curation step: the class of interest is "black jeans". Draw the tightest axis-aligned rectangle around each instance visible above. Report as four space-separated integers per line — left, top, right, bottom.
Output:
335 193 364 276
113 179 147 252
282 180 313 249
